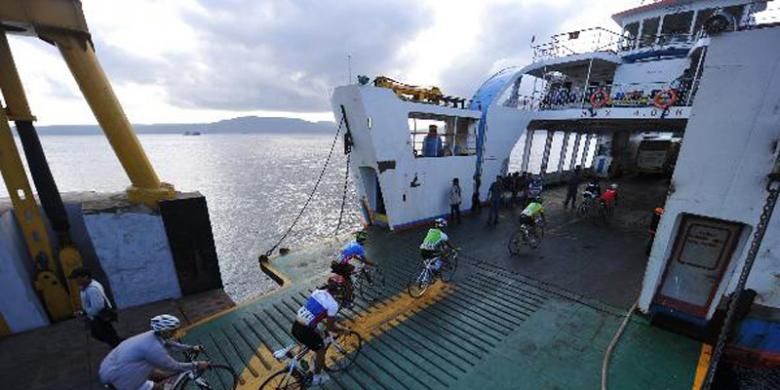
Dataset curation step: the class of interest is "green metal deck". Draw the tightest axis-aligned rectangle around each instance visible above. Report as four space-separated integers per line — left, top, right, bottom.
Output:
183 183 705 389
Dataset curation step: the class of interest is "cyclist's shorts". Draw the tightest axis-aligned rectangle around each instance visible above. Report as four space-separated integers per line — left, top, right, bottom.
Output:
292 321 325 351
421 249 439 260
519 214 534 225
330 261 354 277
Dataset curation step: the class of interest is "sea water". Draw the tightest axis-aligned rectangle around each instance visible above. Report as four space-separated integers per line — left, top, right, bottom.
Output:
1 132 589 301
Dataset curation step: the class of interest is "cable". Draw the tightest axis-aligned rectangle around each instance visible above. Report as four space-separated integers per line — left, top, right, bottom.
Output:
602 300 638 390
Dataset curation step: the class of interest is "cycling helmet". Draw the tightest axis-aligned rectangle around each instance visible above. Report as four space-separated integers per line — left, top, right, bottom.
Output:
355 230 368 243
327 274 346 292
533 196 543 204
151 314 181 332
434 218 447 228
609 183 618 190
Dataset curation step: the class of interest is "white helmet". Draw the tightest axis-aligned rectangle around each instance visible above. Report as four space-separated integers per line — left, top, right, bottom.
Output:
151 314 181 332
434 218 447 228
609 183 619 190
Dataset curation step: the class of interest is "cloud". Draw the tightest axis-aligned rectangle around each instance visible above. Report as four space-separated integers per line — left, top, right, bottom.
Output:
437 2 580 99
93 0 429 113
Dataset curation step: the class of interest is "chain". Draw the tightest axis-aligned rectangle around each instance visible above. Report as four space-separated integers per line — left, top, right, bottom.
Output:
703 180 780 389
260 117 344 260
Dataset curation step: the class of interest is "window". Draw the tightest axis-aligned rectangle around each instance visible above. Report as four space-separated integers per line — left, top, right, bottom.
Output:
694 8 715 36
622 22 640 50
408 113 477 158
660 11 694 44
640 17 660 48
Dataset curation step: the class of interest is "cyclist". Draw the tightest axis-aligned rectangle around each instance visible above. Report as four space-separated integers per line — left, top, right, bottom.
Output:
583 178 601 199
519 196 546 232
527 175 544 201
99 314 208 390
600 183 619 209
331 230 376 305
419 218 456 274
291 274 349 386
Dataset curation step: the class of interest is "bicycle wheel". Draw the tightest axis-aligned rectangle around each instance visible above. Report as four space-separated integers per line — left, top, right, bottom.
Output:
440 253 458 282
174 364 238 389
259 368 305 390
408 268 432 298
324 331 363 372
577 201 589 218
508 229 523 255
356 267 386 301
525 228 540 249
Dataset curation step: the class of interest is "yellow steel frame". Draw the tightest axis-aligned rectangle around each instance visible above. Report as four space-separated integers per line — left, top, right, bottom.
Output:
0 107 72 320
374 76 444 103
0 0 175 207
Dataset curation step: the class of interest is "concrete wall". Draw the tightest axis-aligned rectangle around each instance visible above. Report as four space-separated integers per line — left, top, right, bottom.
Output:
639 27 780 317
84 211 182 309
0 211 50 332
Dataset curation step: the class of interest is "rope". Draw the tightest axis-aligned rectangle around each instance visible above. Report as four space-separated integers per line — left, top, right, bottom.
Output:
601 300 638 390
260 117 344 260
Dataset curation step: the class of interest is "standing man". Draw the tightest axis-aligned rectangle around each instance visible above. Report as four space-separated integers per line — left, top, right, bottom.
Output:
70 267 122 348
422 124 443 157
564 165 583 210
449 178 462 224
487 175 503 225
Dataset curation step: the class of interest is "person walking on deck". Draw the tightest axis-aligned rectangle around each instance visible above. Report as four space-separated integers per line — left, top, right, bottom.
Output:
70 267 122 348
449 178 462 224
487 176 503 225
564 165 583 210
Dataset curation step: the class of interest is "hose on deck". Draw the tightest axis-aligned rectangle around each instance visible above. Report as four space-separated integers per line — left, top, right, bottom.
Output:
601 300 638 390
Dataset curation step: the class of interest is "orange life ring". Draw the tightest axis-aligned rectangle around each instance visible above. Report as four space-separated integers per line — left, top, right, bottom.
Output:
653 89 678 110
590 89 609 109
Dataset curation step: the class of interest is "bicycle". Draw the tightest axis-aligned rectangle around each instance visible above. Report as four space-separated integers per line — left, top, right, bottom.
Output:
407 248 459 298
508 218 544 254
597 199 615 225
260 329 363 389
102 347 238 390
352 265 386 301
577 192 597 218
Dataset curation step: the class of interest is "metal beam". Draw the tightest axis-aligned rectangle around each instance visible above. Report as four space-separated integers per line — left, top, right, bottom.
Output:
0 0 89 36
0 107 72 320
520 130 534 172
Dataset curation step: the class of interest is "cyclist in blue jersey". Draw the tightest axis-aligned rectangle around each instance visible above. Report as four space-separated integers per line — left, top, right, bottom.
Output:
331 230 376 305
291 274 349 386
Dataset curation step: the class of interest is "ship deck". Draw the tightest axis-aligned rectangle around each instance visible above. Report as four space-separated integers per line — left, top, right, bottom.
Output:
183 177 708 389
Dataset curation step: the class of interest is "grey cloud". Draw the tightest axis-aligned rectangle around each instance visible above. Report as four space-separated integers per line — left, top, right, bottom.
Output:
438 3 579 99
94 0 429 112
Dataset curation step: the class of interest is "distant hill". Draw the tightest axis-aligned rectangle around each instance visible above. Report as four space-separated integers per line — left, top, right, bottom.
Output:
31 116 336 135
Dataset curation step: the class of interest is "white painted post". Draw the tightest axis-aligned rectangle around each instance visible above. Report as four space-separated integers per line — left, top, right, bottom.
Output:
557 131 571 176
521 129 534 172
581 133 593 167
569 132 583 170
539 130 554 174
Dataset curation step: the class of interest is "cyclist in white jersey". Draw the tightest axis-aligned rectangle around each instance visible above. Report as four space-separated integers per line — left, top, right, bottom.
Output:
291 274 349 386
99 314 208 390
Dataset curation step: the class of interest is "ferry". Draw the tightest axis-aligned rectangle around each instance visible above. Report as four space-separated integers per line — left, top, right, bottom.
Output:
1 0 779 389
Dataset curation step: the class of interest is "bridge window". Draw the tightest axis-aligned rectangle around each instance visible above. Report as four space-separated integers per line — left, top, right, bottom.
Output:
639 17 660 48
660 11 694 44
408 113 476 158
622 22 639 50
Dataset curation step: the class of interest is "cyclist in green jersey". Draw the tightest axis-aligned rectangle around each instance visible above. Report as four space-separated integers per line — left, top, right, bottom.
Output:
520 197 545 227
419 218 456 273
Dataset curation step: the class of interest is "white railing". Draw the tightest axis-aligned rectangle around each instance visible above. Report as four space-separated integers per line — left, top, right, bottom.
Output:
532 27 623 62
502 81 698 111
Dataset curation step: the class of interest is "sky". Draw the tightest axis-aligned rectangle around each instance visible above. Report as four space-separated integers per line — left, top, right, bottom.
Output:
6 0 641 125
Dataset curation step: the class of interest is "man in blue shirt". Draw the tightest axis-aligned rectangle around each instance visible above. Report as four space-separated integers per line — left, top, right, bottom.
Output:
422 124 442 157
